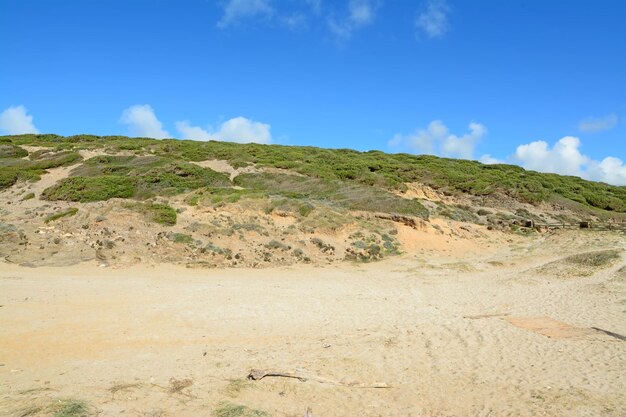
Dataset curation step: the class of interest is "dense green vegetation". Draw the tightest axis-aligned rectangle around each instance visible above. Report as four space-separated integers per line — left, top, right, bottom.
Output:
0 147 82 189
0 144 28 158
122 201 177 225
1 134 625 215
42 176 136 202
234 172 429 218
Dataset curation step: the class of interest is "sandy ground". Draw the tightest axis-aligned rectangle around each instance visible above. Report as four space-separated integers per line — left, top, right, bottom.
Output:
1 231 625 417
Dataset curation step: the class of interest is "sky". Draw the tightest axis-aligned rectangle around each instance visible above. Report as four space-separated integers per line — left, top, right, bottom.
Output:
1 0 625 185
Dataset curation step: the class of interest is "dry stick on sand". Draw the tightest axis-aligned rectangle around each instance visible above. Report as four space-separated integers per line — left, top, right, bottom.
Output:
463 313 510 319
247 368 391 388
591 327 626 341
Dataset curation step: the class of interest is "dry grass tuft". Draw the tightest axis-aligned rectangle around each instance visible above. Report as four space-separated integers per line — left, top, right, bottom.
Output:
50 399 91 417
214 403 270 417
168 377 193 394
16 405 45 417
108 382 142 398
223 378 253 398
565 249 622 267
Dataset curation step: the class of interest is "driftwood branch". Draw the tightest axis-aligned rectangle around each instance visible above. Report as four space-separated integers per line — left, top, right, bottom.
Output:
247 368 391 388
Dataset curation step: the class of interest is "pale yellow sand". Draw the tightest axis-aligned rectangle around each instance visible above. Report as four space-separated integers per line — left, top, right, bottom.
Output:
1 232 625 417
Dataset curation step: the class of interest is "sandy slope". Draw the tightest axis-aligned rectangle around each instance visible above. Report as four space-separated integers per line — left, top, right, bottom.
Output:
1 231 625 417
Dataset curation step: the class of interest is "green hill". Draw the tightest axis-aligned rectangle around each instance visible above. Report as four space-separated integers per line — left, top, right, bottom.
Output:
1 134 624 218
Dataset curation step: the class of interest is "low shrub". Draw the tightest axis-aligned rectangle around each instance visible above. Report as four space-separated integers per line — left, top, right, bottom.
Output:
265 240 290 250
214 403 270 417
44 207 79 223
122 202 177 225
42 176 135 202
565 250 621 267
0 144 28 158
167 232 195 245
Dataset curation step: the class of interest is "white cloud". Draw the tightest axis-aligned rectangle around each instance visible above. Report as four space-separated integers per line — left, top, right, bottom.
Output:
120 105 170 139
176 116 272 144
479 154 503 165
282 12 307 30
0 105 39 135
175 121 213 141
217 0 273 28
442 122 486 159
513 136 626 185
587 157 626 186
328 0 377 39
578 113 619 133
391 122 626 185
514 136 588 177
389 120 486 159
415 0 450 39
215 0 382 40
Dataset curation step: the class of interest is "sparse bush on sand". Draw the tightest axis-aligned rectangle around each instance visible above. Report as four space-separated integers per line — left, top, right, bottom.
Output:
44 207 78 223
565 250 621 267
214 403 270 417
122 202 177 225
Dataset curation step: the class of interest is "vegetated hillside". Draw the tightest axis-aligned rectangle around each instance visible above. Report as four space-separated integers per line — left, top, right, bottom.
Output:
2 134 625 213
0 134 624 268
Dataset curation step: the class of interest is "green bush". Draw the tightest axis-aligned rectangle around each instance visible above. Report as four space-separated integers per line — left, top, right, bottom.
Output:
0 169 18 188
167 232 194 245
122 202 177 225
50 398 91 417
45 207 79 223
0 144 28 158
265 240 290 250
0 149 82 190
71 155 230 198
42 176 135 202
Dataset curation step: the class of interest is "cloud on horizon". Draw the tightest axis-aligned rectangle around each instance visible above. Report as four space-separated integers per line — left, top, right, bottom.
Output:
176 116 272 144
120 105 170 139
390 119 626 185
478 136 626 186
415 0 450 39
578 113 619 133
0 105 40 135
389 119 486 160
512 136 626 185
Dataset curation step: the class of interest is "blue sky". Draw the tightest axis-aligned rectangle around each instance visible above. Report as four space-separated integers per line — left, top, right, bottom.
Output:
1 0 625 184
